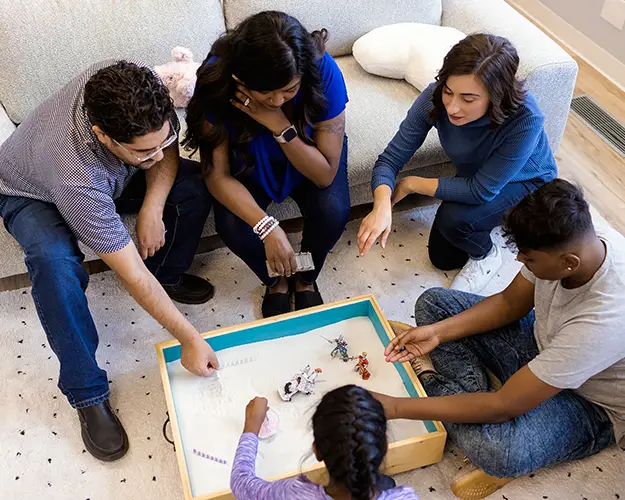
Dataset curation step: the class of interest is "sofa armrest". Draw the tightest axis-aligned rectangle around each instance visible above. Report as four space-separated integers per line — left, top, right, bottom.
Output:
0 101 16 147
442 0 578 154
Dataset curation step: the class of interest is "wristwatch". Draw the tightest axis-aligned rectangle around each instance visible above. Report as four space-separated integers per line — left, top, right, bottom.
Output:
274 125 298 144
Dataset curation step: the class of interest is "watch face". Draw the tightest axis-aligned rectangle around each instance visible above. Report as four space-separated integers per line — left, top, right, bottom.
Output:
283 127 298 142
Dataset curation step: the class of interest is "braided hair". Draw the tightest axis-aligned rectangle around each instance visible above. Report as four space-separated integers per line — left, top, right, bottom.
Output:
312 385 387 500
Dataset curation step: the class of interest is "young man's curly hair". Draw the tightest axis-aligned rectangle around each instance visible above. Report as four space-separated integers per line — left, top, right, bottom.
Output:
83 61 174 143
503 179 593 253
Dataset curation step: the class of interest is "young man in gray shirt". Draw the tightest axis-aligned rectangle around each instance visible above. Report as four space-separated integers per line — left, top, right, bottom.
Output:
0 61 219 461
378 179 624 499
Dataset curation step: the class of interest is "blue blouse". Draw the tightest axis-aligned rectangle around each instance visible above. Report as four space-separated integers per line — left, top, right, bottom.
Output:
206 52 348 202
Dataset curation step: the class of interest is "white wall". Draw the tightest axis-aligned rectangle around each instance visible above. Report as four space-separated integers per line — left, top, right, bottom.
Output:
540 0 625 64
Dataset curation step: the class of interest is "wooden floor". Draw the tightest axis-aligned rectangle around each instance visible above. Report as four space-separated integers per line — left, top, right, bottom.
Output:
556 56 625 234
1 51 624 292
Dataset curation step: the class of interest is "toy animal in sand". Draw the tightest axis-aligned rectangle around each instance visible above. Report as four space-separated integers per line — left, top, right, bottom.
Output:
154 46 201 108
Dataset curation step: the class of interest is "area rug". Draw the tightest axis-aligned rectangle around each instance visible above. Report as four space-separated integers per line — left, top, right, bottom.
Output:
1 203 624 500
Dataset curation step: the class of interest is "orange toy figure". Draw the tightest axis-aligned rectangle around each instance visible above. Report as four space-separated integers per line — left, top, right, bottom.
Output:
354 352 371 380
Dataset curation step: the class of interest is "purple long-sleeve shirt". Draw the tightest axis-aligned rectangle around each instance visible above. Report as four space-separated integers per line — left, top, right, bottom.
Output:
230 433 420 500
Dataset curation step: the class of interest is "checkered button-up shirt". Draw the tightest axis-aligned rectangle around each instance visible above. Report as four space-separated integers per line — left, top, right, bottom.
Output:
0 60 175 254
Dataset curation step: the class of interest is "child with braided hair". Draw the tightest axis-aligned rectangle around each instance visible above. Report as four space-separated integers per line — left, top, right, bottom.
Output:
230 385 419 499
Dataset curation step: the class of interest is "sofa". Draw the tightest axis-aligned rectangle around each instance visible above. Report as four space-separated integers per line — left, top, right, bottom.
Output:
0 0 577 280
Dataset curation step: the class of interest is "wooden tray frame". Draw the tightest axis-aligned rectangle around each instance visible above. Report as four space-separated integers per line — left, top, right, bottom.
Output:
156 295 447 500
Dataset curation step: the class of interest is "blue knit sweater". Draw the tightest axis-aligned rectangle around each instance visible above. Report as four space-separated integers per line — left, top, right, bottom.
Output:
371 84 557 204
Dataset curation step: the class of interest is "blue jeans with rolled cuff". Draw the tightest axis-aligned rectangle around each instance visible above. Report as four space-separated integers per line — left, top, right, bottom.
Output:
0 159 211 408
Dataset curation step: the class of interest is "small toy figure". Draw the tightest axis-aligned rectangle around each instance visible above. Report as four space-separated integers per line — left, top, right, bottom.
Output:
354 352 371 380
279 365 323 402
327 335 352 362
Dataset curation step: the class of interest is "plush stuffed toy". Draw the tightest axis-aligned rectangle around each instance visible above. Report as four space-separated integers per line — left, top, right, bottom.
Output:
154 47 201 108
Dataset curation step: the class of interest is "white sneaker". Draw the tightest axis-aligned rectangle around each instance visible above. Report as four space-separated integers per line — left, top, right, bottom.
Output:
450 245 502 294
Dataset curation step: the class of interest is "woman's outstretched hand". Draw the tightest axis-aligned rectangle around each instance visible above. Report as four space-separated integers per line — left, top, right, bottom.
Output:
357 205 392 256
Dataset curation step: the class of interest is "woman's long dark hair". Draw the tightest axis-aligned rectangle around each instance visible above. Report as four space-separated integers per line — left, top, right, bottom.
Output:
312 385 388 500
430 33 527 127
183 11 328 175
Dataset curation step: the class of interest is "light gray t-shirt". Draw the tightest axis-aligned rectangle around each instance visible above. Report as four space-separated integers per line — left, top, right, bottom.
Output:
523 226 625 444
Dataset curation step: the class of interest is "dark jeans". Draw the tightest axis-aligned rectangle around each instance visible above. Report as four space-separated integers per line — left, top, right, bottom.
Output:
416 287 615 478
214 136 350 287
428 179 544 270
0 159 211 408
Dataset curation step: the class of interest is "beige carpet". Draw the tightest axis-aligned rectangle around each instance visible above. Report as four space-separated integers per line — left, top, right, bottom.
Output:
1 204 624 500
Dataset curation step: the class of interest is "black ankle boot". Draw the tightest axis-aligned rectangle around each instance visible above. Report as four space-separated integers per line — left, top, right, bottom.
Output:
77 401 128 462
162 273 215 304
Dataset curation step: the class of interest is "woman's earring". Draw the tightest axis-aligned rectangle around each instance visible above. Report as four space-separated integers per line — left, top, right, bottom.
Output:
567 267 573 271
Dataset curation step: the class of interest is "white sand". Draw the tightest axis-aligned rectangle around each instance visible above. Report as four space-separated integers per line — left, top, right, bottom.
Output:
166 317 429 497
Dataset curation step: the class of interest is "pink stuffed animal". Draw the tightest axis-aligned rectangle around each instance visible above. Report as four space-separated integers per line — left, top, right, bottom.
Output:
154 47 201 108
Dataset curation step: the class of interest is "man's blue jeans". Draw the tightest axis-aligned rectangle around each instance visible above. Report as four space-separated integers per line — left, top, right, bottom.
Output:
416 287 615 478
0 159 211 408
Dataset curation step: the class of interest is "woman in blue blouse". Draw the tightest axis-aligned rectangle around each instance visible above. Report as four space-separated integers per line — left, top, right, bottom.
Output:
358 34 557 294
184 11 349 317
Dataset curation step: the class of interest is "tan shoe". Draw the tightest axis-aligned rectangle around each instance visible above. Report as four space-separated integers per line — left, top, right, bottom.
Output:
388 320 437 376
451 466 514 499
388 319 412 335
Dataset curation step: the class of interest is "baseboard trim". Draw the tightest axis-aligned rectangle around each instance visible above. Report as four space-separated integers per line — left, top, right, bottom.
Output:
506 0 625 93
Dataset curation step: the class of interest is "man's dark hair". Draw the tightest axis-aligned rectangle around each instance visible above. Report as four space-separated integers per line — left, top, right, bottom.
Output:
503 179 594 252
430 34 526 127
84 61 174 143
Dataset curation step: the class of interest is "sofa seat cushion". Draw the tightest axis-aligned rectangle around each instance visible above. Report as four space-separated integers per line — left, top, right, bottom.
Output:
336 56 449 187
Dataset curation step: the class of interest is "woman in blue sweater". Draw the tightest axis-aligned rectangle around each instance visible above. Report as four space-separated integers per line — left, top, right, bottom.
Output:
358 34 557 293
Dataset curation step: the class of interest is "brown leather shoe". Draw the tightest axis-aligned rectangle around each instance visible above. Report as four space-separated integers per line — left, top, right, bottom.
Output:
77 401 129 462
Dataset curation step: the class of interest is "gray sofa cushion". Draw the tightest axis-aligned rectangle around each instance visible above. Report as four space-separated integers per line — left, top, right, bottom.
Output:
223 0 442 56
0 0 226 123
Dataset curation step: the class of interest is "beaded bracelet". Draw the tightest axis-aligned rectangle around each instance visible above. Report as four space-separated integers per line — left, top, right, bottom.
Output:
255 216 275 236
253 215 271 234
259 219 280 241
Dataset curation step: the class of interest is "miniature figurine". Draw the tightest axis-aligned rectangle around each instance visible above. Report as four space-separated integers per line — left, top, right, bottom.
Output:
354 352 371 380
326 335 352 362
279 365 323 402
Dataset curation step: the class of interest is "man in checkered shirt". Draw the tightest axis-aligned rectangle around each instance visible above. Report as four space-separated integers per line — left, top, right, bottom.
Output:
0 61 220 461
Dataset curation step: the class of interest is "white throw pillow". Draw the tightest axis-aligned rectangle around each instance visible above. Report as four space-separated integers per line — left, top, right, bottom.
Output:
352 23 466 91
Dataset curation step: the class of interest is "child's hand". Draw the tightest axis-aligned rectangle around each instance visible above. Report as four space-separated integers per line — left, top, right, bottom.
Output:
243 397 269 435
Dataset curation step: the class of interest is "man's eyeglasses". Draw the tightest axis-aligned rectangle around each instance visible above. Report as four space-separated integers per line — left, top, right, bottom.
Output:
113 121 178 163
